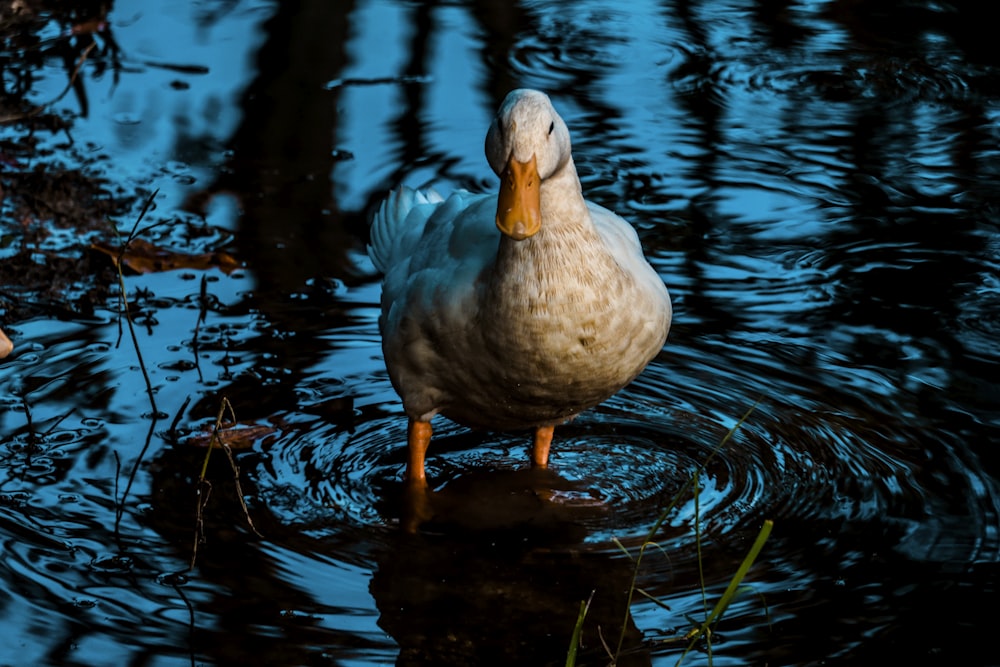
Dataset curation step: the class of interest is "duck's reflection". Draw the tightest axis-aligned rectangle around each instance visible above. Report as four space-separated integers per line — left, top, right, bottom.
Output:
371 468 650 666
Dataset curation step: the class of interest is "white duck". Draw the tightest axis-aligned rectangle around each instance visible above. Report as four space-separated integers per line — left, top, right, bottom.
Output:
370 89 671 514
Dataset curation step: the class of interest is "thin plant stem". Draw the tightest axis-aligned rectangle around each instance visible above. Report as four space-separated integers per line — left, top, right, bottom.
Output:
565 590 594 667
110 190 163 536
111 189 162 416
675 519 774 665
613 402 760 661
190 396 262 569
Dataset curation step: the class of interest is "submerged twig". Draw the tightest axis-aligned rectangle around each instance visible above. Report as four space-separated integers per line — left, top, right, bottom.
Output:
111 189 162 416
110 190 165 537
191 274 208 381
20 395 38 448
115 417 157 537
222 440 262 537
190 396 263 570
168 396 192 441
169 578 198 667
191 478 212 571
190 397 233 569
41 407 76 437
113 451 121 516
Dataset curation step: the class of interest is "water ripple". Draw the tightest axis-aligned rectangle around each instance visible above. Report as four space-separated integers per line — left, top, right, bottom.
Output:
252 337 1000 575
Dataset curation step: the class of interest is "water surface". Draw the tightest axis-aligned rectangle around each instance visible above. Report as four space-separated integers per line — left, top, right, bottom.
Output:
1 0 999 665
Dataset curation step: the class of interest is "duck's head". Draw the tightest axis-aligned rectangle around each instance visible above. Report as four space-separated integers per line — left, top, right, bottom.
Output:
485 89 572 241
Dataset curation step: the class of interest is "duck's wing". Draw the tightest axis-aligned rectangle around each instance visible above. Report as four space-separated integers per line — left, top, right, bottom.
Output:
369 187 444 274
372 188 499 421
588 201 672 316
373 187 499 332
369 187 497 274
586 201 645 261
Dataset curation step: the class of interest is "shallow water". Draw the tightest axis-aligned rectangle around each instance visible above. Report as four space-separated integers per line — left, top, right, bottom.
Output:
2 0 999 665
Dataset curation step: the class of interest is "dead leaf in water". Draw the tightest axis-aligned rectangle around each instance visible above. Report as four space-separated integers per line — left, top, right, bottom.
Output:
187 423 276 450
70 19 109 36
91 238 241 275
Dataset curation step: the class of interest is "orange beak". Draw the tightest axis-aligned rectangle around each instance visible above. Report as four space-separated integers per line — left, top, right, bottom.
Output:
495 153 541 240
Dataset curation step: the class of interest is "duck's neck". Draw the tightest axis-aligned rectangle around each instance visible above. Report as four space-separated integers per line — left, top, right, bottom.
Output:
495 156 598 257
537 157 591 234
489 156 620 295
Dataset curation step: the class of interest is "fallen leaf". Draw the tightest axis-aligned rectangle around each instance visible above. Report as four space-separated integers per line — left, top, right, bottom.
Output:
187 423 277 450
70 19 108 36
92 238 242 275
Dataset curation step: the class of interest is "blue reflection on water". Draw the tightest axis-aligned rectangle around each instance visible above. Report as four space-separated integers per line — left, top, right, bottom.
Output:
1 0 999 665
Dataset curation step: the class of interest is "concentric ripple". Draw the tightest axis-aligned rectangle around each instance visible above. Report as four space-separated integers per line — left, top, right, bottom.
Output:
252 341 1000 568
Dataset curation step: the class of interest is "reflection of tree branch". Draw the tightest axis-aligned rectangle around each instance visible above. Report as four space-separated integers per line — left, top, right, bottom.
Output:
0 10 122 124
53 39 97 112
0 40 96 124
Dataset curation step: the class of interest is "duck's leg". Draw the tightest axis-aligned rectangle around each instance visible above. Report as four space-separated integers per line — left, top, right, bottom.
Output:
402 419 433 531
405 419 433 484
531 425 555 468
0 327 11 359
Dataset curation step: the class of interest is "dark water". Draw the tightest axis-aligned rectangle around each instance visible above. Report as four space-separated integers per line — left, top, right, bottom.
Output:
2 0 999 665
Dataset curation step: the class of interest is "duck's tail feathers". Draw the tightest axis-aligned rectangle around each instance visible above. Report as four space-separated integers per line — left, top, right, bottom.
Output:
368 186 444 274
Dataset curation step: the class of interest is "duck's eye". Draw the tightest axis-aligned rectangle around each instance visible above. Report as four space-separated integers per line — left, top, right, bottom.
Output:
548 121 555 136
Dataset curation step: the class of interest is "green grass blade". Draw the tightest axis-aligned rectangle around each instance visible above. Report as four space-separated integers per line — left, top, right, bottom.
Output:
614 402 760 662
705 519 773 627
676 519 773 665
686 519 773 650
565 592 594 667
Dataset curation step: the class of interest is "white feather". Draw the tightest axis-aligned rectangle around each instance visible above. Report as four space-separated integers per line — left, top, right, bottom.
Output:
370 89 672 430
